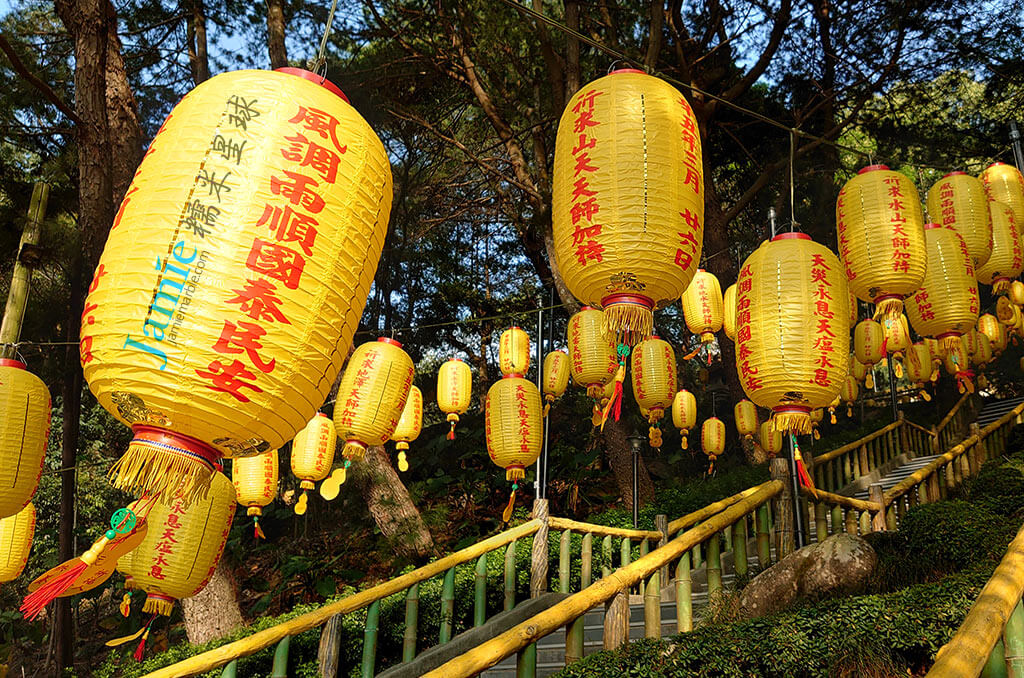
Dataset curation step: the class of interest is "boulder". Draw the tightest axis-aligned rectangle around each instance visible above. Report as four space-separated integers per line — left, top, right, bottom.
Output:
738 533 876 619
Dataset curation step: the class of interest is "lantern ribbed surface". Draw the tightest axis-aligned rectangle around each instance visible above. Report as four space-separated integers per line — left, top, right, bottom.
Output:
333 338 414 463
702 417 726 471
926 172 993 268
735 234 850 434
836 165 926 319
905 225 979 349
499 327 530 375
542 351 570 412
973 334 993 368
291 413 335 488
840 376 858 407
882 314 910 356
906 343 933 387
0 502 34 583
232 448 277 513
552 70 704 343
853 320 885 366
671 390 697 449
128 471 235 616
485 376 542 481
391 385 422 472
976 201 1023 292
631 336 677 421
759 420 782 455
734 400 758 440
963 329 979 357
567 307 617 394
682 270 723 343
978 314 1007 353
981 163 1024 228
0 360 50 519
850 356 870 384
437 358 472 438
849 290 858 327
82 69 393 504
723 284 737 341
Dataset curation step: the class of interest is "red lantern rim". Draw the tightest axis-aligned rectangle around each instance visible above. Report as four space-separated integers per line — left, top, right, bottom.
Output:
600 293 654 310
0 358 26 369
944 171 969 177
377 337 403 348
937 331 962 339
130 425 221 468
146 593 175 604
316 412 329 418
770 232 810 241
858 164 890 174
274 67 349 102
610 68 646 75
509 326 522 330
773 405 811 415
581 305 597 311
924 222 941 230
449 357 463 362
502 373 525 380
873 293 902 304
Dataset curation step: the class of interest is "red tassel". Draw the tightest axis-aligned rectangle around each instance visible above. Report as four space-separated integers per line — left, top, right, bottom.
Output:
133 633 147 662
253 519 266 540
796 458 817 498
20 560 88 621
446 425 456 441
611 381 623 421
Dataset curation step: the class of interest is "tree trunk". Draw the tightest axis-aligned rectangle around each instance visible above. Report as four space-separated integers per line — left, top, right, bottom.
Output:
186 0 210 85
266 0 288 69
601 417 655 507
350 446 435 562
181 560 244 644
104 17 142 203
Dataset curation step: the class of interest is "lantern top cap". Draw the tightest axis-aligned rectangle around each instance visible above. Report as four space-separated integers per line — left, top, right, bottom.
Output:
316 412 329 418
858 164 890 174
448 357 463 363
580 305 597 311
600 292 654 310
377 337 403 348
944 171 969 177
502 373 525 380
770 232 810 242
924 222 942 230
610 68 646 75
0 358 25 369
509 326 522 330
274 67 349 103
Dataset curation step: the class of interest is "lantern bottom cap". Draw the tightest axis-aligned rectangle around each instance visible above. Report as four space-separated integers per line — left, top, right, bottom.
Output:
342 441 367 462
246 506 263 517
600 294 654 347
871 296 904 322
108 427 219 506
506 465 525 482
771 405 813 435
142 593 175 616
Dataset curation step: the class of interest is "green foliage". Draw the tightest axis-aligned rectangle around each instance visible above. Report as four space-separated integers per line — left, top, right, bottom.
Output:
898 500 1017 572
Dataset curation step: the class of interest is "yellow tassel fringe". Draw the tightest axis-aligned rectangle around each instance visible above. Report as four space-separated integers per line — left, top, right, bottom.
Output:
506 466 525 482
772 411 813 435
342 441 366 462
142 595 175 617
602 304 653 347
108 442 214 506
872 297 904 322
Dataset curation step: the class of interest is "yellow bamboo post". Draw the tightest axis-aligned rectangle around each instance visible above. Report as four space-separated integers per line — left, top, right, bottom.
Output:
859 443 871 479
814 503 828 543
931 425 940 454
0 182 49 358
559 531 571 594
734 515 748 578
756 505 771 567
707 533 722 598
505 539 518 612
565 533 591 664
676 550 692 632
1004 600 1024 677
845 509 857 536
644 570 661 639
898 412 910 457
830 506 842 536
859 510 871 535
869 484 887 532
944 460 956 495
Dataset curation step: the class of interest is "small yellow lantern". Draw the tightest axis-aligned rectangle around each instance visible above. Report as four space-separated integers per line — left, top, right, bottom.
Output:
976 201 1023 294
854 319 885 368
759 420 782 456
499 327 530 375
849 355 873 389
998 296 1020 326
0 502 35 584
0 360 51 519
962 329 979 358
290 413 335 515
905 343 934 401
973 333 994 370
567 307 618 423
978 314 1007 354
681 269 723 358
671 390 697 449
926 172 993 268
485 375 542 521
840 376 859 418
905 224 979 351
734 400 758 441
631 336 677 448
981 162 1024 226
391 385 422 472
231 449 278 539
1010 281 1024 307
723 284 737 341
881 314 910 377
701 417 725 473
542 351 570 416
438 358 472 439
943 337 974 394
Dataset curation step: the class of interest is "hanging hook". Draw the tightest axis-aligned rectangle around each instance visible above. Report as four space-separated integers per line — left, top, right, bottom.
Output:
789 129 798 232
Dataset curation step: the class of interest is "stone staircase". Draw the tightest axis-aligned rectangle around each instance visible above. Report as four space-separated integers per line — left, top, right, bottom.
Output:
850 454 941 501
977 396 1024 427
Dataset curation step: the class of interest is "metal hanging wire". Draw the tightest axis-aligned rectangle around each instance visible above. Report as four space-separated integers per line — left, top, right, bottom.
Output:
307 0 340 78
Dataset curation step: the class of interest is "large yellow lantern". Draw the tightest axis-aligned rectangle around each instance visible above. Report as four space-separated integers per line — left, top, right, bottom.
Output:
499 327 530 375
681 269 723 357
231 449 277 539
853 320 885 367
391 385 422 472
127 471 235 617
978 314 1007 353
290 413 335 515
976 201 1023 294
631 336 677 448
981 163 1024 226
840 376 859 418
759 420 782 456
735 234 850 434
542 351 570 416
333 337 414 466
723 284 737 341
0 360 50 519
81 69 393 504
905 224 979 350
552 70 703 344
0 503 35 584
485 375 542 521
734 400 758 441
702 417 725 474
836 165 926 320
671 390 697 449
437 358 472 439
926 172 993 268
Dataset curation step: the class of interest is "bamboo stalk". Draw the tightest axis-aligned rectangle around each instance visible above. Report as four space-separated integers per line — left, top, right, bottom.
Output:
815 503 828 543
707 532 722 598
644 571 661 639
845 509 857 536
734 514 748 577
440 569 455 644
667 482 771 535
656 514 669 586
1004 601 1024 677
403 584 418 662
271 636 290 678
981 639 1007 678
676 550 692 633
639 537 649 597
360 601 379 678
869 484 887 532
859 510 871 535
504 539 518 612
603 590 629 650
558 531 571 594
798 485 881 513
756 506 771 567
0 182 48 357
565 533 591 663
830 506 842 537
601 535 612 578
810 421 901 466
548 517 661 540
475 554 488 627
516 644 536 678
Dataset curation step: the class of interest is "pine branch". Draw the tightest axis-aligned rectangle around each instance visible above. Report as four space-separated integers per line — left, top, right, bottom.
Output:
0 33 80 125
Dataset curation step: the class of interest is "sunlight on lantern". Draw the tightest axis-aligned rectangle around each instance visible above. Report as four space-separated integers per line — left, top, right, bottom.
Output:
391 385 423 472
437 358 472 440
232 449 278 539
0 359 50 519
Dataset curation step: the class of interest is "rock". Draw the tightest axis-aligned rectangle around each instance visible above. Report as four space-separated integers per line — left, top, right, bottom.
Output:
737 533 876 619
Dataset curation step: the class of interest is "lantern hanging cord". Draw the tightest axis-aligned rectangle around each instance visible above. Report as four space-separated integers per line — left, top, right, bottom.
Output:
307 0 340 77
789 129 797 231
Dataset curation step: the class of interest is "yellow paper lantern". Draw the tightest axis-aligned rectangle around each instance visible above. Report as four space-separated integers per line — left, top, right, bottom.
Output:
290 413 335 515
905 224 979 350
671 390 697 450
631 336 677 448
759 420 783 456
849 290 859 327
735 233 850 434
702 417 725 473
981 163 1024 227
962 329 979 358
0 502 35 584
1011 281 1024 306
81 69 393 504
542 351 570 417
905 343 934 401
567 307 617 393
485 375 542 521
853 320 885 366
881 314 911 377
231 449 277 538
391 385 422 472
944 337 974 394
836 165 927 320
127 471 235 616
723 284 737 341
499 327 530 375
849 355 873 389
973 333 993 368
333 337 414 463
926 172 993 268
437 358 472 439
976 201 1023 293
978 314 1007 353
552 69 703 343
0 360 50 519
840 376 859 417
734 400 758 441
682 269 724 345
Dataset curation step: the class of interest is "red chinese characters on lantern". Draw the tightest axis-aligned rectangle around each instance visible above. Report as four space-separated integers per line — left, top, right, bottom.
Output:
634 347 647 400
148 501 186 580
675 208 700 270
836 191 855 281
568 89 605 266
734 264 762 390
515 384 532 453
678 98 701 197
883 175 912 273
939 183 956 227
810 254 836 387
1010 213 1023 272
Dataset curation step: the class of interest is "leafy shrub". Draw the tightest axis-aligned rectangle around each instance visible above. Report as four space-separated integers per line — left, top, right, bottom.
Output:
898 500 1016 572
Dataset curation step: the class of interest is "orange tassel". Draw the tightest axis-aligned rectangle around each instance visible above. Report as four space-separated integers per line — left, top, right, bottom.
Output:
447 424 456 440
253 517 266 540
502 488 517 523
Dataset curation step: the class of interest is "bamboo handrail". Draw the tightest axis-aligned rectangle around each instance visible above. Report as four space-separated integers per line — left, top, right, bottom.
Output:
666 482 770 535
799 486 880 513
904 419 935 436
548 517 661 541
936 391 971 433
809 421 902 466
420 481 785 678
140 519 543 678
925 522 1024 677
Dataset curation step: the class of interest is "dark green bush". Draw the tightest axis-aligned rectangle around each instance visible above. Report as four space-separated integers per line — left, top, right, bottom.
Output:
898 500 1016 571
